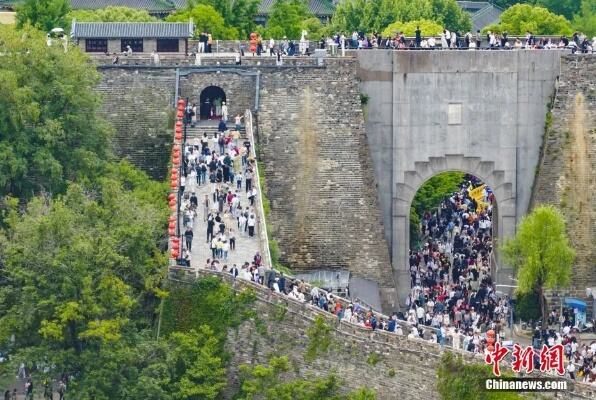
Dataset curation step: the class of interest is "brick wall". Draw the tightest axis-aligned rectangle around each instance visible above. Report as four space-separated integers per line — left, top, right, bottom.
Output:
185 270 596 400
257 58 397 308
531 55 596 296
96 67 176 180
178 71 256 120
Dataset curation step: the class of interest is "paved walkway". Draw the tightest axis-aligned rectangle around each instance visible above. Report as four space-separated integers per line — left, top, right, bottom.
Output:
178 132 262 272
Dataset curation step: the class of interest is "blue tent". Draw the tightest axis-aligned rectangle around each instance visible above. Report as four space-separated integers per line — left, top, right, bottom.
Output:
564 298 587 311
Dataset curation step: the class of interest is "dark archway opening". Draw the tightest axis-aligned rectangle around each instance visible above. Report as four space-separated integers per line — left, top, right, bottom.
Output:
199 86 226 120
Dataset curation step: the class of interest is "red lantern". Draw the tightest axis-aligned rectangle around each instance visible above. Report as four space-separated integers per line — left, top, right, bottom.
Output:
175 126 182 134
168 193 176 201
171 241 180 250
178 99 185 106
175 121 182 128
172 156 180 166
171 168 178 175
171 249 179 258
175 132 182 141
170 181 177 189
172 147 180 155
169 203 176 211
176 110 184 119
168 227 176 236
177 105 185 113
169 200 176 208
168 221 176 230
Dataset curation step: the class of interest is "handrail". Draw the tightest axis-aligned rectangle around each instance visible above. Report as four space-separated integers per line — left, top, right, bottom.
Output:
245 109 272 270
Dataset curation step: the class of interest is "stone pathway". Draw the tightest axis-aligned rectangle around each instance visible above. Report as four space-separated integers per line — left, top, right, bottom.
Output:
178 130 262 272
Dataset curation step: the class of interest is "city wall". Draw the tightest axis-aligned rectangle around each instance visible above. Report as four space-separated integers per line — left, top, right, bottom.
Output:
94 51 595 308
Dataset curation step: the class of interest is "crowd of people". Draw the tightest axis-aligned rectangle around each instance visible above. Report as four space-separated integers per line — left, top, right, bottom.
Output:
328 30 596 52
176 111 259 269
198 170 596 385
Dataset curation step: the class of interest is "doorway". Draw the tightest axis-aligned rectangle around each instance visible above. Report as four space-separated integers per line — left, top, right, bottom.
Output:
199 86 226 120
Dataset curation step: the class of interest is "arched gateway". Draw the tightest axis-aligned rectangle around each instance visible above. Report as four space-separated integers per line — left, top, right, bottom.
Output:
199 85 226 120
392 154 517 302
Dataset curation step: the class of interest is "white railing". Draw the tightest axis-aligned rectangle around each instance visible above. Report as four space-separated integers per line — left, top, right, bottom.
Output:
245 109 272 270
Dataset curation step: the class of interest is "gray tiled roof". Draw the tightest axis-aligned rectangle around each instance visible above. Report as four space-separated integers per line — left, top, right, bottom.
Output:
70 0 175 12
71 21 194 38
257 0 334 17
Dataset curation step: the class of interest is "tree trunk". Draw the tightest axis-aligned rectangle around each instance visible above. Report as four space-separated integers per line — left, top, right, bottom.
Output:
540 287 548 329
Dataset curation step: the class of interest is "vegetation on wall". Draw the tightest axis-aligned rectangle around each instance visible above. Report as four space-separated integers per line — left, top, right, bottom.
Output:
237 356 377 400
305 315 334 361
437 352 524 400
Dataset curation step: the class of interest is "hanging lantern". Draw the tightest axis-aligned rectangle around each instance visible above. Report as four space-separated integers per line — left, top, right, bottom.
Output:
169 203 176 211
172 147 180 154
177 104 185 113
171 173 178 182
171 249 179 258
168 193 176 201
168 221 176 230
169 200 176 209
171 168 178 175
176 110 184 119
175 121 183 128
175 126 182 134
178 99 185 106
170 181 177 189
168 227 176 236
175 131 182 141
172 156 180 165
171 241 180 250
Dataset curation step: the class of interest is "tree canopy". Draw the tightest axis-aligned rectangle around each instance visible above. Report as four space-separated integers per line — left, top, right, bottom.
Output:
166 4 239 39
68 6 157 23
263 0 315 40
0 24 112 200
502 205 575 327
483 4 573 35
573 0 596 37
185 0 259 38
534 0 580 21
382 19 444 37
16 0 70 32
331 0 471 35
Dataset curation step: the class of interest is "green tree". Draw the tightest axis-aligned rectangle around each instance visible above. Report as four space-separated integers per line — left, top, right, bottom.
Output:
264 0 312 40
237 356 376 400
437 352 523 400
483 4 573 35
0 24 112 199
332 0 471 35
0 162 168 352
382 19 444 37
16 0 70 32
186 0 259 38
535 0 580 20
573 0 596 37
166 4 239 39
68 6 157 23
502 205 575 328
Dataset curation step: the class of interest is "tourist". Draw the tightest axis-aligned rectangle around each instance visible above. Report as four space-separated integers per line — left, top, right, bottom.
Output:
151 50 160 65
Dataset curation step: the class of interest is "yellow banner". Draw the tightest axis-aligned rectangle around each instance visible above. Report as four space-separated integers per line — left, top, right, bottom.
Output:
468 185 486 202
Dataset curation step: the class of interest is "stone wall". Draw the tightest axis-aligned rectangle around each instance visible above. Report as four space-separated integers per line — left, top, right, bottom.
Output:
184 270 596 400
532 55 596 298
256 58 397 310
356 50 563 302
96 66 176 180
178 70 256 120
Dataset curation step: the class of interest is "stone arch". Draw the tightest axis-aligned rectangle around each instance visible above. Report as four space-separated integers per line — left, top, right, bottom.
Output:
199 85 226 120
392 154 517 304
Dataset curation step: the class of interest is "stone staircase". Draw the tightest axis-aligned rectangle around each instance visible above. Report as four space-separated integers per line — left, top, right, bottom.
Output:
184 122 246 141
